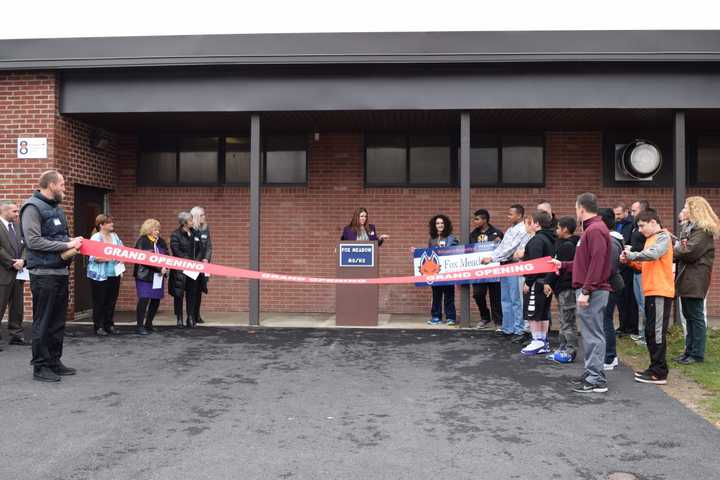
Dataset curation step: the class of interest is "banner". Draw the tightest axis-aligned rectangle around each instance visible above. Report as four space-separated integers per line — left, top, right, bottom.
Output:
413 242 499 287
79 239 557 286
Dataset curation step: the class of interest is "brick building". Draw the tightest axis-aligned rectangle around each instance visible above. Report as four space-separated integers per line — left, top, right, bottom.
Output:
1 31 720 325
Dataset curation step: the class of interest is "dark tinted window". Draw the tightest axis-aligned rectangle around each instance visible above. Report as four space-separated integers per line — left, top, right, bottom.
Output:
409 136 451 184
365 134 406 185
502 135 543 184
264 135 307 184
138 137 177 184
179 137 219 184
695 136 720 185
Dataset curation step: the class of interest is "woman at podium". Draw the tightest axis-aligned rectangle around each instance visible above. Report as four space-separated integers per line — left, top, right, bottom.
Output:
341 208 389 245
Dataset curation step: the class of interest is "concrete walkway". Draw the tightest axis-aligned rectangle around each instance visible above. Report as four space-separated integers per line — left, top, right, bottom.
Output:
1 326 718 480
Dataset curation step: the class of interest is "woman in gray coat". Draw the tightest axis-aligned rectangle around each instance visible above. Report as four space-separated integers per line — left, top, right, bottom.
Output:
674 196 719 364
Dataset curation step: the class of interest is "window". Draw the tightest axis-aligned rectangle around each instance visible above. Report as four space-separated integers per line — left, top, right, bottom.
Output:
137 134 308 186
691 135 720 186
263 134 308 185
179 137 218 184
365 133 456 186
470 134 544 186
138 137 178 185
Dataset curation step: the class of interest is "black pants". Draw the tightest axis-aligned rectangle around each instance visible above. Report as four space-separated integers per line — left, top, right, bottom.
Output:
472 282 502 325
137 298 160 328
173 278 199 321
619 268 638 334
0 278 24 339
29 274 68 368
431 285 456 321
90 277 120 332
644 296 673 379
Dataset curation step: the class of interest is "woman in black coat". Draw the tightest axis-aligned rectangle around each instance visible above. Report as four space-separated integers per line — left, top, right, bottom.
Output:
169 212 200 328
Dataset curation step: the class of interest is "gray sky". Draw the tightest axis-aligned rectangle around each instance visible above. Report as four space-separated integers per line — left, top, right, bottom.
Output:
1 0 718 39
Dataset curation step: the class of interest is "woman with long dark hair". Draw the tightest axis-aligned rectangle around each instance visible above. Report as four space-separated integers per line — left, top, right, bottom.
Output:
427 214 458 326
341 207 389 245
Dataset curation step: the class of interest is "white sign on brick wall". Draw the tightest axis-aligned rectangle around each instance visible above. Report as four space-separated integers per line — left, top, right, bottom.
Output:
17 137 47 159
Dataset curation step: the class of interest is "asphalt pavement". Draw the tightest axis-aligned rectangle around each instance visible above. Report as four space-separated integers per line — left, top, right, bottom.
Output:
1 326 718 480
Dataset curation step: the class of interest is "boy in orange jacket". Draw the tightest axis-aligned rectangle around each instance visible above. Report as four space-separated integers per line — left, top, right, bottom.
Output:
621 209 675 385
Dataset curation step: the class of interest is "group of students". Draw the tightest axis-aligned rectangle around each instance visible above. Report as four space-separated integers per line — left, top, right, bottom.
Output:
420 194 718 393
86 207 212 336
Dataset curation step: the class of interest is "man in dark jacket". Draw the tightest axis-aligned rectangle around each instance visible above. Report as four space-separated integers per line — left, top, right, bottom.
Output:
614 202 637 336
469 209 504 329
519 210 556 355
552 192 611 393
545 216 579 363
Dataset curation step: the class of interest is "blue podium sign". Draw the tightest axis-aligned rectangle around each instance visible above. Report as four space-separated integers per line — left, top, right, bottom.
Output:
339 243 375 267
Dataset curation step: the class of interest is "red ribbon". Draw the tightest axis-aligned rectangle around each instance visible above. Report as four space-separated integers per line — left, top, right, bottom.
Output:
79 239 558 285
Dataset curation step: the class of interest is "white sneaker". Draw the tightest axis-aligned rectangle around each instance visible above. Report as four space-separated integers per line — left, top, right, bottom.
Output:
604 357 619 371
521 340 546 355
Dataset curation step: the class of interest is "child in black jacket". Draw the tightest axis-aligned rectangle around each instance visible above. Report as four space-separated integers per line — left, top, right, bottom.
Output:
545 216 580 363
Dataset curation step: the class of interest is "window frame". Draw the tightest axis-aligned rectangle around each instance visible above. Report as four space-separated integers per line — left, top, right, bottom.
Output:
689 131 720 187
136 133 309 187
262 133 309 186
470 132 546 188
363 132 458 188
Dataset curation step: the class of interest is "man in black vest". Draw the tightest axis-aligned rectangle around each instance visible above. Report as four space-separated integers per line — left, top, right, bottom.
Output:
20 170 82 382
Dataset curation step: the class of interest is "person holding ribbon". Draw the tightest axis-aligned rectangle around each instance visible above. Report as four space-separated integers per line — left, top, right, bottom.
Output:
133 219 168 335
86 214 124 336
341 208 389 245
169 212 201 329
427 214 459 326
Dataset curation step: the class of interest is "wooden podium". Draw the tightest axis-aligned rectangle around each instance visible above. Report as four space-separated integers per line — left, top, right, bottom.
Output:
336 241 379 326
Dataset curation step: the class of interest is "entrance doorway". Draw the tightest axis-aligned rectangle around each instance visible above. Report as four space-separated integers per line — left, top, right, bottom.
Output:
73 185 109 317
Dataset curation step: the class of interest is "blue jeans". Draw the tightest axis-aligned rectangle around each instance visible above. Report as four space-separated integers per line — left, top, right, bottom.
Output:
603 291 620 363
633 273 645 338
500 275 523 334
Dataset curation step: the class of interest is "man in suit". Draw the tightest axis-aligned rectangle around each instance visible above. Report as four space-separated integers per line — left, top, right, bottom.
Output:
0 200 27 348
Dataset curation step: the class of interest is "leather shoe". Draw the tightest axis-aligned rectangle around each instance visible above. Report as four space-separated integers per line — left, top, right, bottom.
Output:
9 336 28 346
34 366 61 382
50 362 77 376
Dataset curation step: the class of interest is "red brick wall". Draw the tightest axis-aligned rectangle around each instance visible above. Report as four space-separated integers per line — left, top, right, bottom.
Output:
108 131 720 318
0 72 119 318
2 72 720 320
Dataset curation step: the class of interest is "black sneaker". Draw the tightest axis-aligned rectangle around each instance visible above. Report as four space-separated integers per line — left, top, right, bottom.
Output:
95 328 108 337
673 353 689 363
511 333 529 344
634 372 667 385
50 362 77 376
106 326 118 335
572 380 608 393
634 369 649 377
136 327 150 336
9 336 28 346
678 356 703 365
195 317 205 324
34 366 61 382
